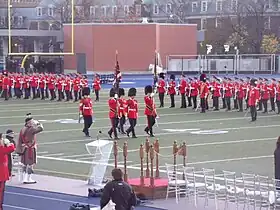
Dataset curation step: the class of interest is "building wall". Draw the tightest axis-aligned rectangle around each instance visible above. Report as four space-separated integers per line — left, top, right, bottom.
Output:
63 23 197 72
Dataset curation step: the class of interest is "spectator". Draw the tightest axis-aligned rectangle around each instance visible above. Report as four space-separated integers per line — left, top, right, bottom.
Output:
274 136 280 189
5 129 16 177
100 168 137 210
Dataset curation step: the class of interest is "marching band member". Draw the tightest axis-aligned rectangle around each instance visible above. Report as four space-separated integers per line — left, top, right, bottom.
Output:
190 77 199 109
5 129 16 177
0 133 15 210
168 74 176 108
79 87 93 137
73 75 80 102
2 71 10 101
257 78 263 111
261 78 270 113
16 113 44 184
237 79 245 112
108 88 119 140
144 85 157 137
179 75 187 108
65 75 72 101
118 88 127 134
126 88 138 138
93 74 101 102
233 78 239 110
157 73 166 108
48 74 56 100
276 80 280 114
248 79 260 122
269 78 277 112
212 77 221 111
224 78 232 111
39 75 46 100
199 74 208 113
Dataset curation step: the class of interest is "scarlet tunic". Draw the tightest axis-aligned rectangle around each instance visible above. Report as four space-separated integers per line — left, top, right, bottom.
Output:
277 86 280 101
261 84 270 100
126 98 138 119
0 144 15 181
73 78 80 91
200 83 208 98
224 83 232 97
118 98 127 117
144 96 156 116
108 98 118 119
237 84 245 99
2 77 10 90
93 78 101 90
212 82 221 97
79 98 93 116
48 77 55 90
157 79 165 94
248 87 260 106
168 80 176 95
268 83 276 98
190 81 199 97
179 79 187 94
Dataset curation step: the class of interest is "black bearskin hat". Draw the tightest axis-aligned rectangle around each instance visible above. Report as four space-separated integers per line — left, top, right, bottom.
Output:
250 78 258 87
200 73 207 82
118 88 125 97
82 87 90 96
145 85 153 95
159 73 165 79
128 88 137 97
170 74 175 80
109 88 115 97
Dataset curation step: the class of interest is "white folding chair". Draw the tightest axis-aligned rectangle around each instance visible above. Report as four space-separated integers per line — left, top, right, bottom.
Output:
11 153 23 182
183 166 205 207
255 175 271 208
165 163 186 203
241 173 257 209
270 178 280 209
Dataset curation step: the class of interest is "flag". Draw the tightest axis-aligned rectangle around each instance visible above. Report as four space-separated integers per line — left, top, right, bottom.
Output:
153 50 158 90
114 50 121 92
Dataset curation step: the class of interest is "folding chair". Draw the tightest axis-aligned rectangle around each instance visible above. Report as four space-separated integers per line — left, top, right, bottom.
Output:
241 173 257 209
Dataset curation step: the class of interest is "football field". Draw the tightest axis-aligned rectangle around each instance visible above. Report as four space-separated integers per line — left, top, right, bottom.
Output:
1 89 279 181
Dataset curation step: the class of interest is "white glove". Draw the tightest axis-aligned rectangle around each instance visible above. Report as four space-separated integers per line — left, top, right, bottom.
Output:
114 94 118 99
151 93 154 97
3 138 10 145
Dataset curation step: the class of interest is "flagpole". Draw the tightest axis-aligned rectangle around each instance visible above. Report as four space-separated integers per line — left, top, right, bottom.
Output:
114 50 120 94
153 50 158 92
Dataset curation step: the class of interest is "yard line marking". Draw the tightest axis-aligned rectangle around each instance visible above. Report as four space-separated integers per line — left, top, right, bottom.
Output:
33 169 88 178
42 153 65 157
59 154 92 158
37 151 48 154
5 191 98 206
3 204 36 210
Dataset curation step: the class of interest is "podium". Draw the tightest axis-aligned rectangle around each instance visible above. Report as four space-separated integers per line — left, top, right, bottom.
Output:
86 139 113 189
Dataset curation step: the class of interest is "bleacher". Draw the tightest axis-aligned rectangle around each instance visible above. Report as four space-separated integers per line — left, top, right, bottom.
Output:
100 74 115 84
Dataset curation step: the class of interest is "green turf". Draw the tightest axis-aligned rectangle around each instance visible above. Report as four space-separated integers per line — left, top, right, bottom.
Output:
1 91 279 181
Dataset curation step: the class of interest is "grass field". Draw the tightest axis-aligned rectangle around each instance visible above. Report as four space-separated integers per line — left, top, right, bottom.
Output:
2 89 279 181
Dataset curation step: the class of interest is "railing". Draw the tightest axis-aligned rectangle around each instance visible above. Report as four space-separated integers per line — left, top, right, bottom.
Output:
167 54 278 75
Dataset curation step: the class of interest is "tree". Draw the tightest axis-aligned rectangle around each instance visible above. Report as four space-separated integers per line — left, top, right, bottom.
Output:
261 34 279 54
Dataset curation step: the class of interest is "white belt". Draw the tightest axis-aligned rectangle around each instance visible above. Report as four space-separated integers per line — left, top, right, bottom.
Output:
83 107 90 109
128 109 136 111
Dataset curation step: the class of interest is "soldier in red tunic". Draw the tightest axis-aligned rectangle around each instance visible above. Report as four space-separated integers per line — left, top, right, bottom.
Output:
248 79 260 122
144 85 157 137
2 71 10 101
157 73 166 107
0 133 15 210
168 74 176 108
108 88 119 140
268 78 277 112
118 88 127 134
261 78 270 113
199 74 208 113
276 80 280 114
93 74 101 102
126 88 138 138
179 75 187 108
79 87 93 137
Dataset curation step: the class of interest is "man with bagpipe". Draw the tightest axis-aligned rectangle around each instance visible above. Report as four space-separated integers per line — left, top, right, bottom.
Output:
79 87 93 137
126 88 138 138
248 78 260 122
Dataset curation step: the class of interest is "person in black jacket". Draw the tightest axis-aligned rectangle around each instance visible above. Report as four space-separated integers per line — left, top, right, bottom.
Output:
274 136 280 190
5 130 16 177
100 168 137 210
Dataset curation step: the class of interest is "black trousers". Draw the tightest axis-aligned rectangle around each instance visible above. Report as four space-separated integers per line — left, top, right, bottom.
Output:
158 93 164 107
109 117 119 138
213 96 219 110
200 98 206 113
192 96 197 109
181 94 186 108
0 181 5 210
225 97 231 110
262 99 268 112
222 97 226 108
65 90 70 101
234 99 238 109
170 94 175 107
95 89 99 101
127 118 137 137
74 90 78 101
15 88 22 98
45 88 49 98
277 100 280 114
238 98 243 111
250 105 257 121
3 89 8 100
24 88 30 99
258 99 263 110
270 97 276 111
187 96 192 106
83 115 93 136
40 88 45 99
58 90 63 101
49 89 55 100
145 115 156 136
118 115 126 133
32 87 37 99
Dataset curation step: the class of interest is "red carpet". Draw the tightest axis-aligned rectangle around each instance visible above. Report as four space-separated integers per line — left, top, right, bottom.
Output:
128 178 168 187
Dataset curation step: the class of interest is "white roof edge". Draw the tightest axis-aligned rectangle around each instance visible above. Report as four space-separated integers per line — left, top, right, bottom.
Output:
63 22 197 26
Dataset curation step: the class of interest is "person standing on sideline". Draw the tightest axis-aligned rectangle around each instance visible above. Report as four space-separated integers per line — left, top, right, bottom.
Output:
100 168 137 210
248 78 260 122
79 87 93 137
0 133 15 210
274 137 280 190
126 88 138 138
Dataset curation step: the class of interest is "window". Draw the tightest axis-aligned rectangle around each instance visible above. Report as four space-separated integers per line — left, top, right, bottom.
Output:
112 6 117 15
264 16 270 29
192 2 198 12
201 1 208 12
153 4 159 14
48 7 54 16
124 5 129 15
231 0 237 11
278 0 280 9
166 4 172 14
135 4 141 15
201 18 207 30
17 16 23 26
90 6 96 16
102 6 107 16
0 16 5 25
36 7 42 16
216 0 222 11
215 18 222 28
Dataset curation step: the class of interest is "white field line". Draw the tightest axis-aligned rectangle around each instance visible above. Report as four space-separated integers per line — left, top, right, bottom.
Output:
3 204 36 210
37 151 49 154
42 153 65 157
53 137 276 159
